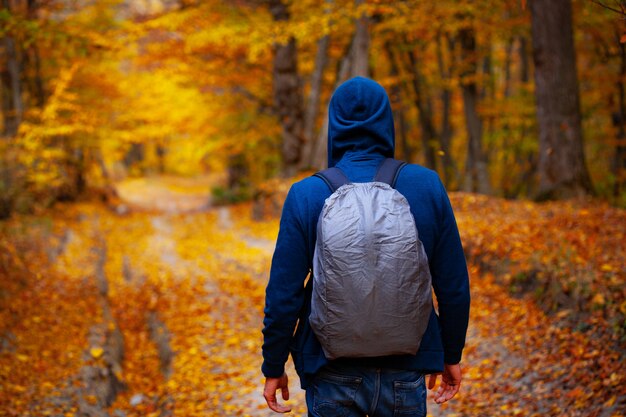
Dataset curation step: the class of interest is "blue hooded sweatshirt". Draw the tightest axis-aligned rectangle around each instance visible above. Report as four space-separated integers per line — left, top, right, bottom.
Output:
262 77 470 389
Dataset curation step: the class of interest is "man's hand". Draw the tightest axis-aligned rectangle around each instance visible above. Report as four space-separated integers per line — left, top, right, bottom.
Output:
263 373 292 413
428 363 462 404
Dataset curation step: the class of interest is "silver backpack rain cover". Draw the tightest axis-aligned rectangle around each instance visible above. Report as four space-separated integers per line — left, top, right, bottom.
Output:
309 159 433 360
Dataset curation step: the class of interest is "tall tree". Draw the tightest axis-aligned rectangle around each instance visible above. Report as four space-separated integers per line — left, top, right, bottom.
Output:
436 31 458 187
25 0 45 108
1 0 24 137
384 41 412 163
310 39 354 169
309 0 371 171
299 34 329 170
352 0 370 77
406 45 437 170
268 0 305 177
458 25 491 194
530 0 593 199
613 29 626 198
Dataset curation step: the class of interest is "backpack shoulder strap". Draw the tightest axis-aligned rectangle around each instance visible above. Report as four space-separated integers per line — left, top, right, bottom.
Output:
374 158 407 188
314 167 350 193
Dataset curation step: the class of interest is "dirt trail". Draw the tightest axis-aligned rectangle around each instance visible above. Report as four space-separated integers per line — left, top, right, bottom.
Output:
115 176 213 213
150 211 289 415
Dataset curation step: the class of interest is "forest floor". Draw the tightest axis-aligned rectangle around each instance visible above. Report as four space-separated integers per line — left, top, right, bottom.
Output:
0 176 624 417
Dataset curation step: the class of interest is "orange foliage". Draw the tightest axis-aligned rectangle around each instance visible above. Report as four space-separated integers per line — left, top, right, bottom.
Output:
453 193 626 333
0 180 624 416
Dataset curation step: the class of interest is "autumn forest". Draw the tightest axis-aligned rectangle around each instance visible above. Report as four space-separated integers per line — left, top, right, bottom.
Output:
0 0 625 416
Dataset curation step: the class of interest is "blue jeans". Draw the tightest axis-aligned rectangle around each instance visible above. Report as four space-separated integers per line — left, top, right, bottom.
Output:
305 363 427 417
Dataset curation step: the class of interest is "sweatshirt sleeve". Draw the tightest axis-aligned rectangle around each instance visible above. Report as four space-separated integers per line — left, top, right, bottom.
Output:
430 180 471 364
261 185 311 378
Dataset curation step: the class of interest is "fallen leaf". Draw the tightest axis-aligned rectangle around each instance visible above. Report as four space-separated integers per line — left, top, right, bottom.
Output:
90 347 104 359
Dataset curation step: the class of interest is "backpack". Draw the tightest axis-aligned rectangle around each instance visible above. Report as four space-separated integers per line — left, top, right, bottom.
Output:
309 158 433 360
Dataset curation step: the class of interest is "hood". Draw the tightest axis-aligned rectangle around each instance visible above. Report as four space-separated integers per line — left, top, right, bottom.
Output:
327 76 395 167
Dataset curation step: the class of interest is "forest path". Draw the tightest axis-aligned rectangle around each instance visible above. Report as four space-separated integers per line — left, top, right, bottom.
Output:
115 175 215 213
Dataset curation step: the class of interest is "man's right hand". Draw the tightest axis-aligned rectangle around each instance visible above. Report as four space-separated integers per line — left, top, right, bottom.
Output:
263 373 292 413
428 363 462 404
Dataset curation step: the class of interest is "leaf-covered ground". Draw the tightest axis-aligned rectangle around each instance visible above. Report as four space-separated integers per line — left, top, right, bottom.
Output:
0 180 624 416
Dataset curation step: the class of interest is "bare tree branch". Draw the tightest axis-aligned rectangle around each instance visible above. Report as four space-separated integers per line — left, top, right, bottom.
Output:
588 0 626 17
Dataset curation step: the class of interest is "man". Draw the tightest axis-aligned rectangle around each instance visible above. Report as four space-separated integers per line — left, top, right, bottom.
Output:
262 77 470 416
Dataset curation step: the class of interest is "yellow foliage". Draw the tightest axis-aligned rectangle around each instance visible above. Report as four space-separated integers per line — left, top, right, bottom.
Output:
89 347 104 359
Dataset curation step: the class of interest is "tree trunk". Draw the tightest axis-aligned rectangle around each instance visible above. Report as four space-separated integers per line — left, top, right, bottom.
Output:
406 47 438 171
613 31 626 198
27 0 45 108
482 43 496 162
124 143 144 169
309 0 369 170
299 34 329 170
530 0 593 199
310 113 330 170
156 144 166 173
352 0 369 78
384 42 412 163
227 151 249 195
458 26 491 194
268 0 305 177
1 0 24 138
503 37 514 98
436 32 458 187
0 158 13 219
519 36 530 84
310 39 354 169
